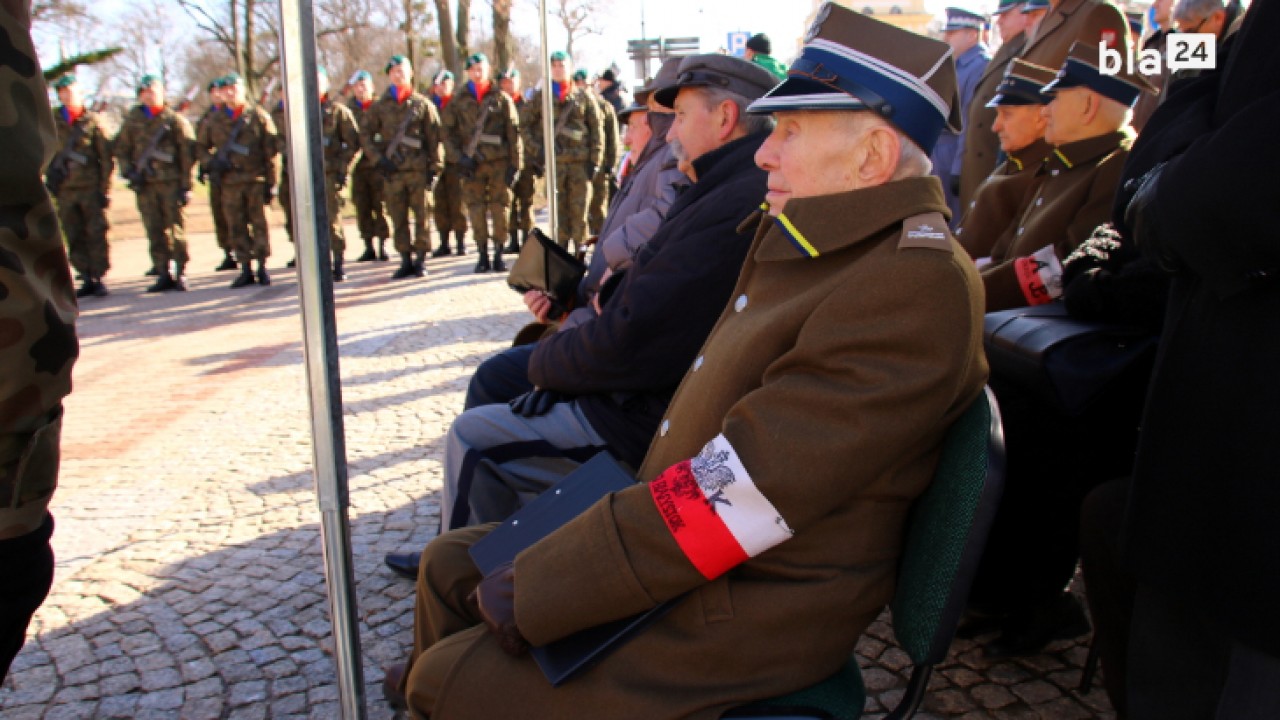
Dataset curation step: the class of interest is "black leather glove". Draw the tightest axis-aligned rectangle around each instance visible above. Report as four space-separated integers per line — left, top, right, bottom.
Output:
263 184 275 205
197 166 207 185
467 561 528 657
175 187 190 208
97 191 110 209
1125 163 1176 271
376 157 397 177
508 388 569 418
505 165 517 188
585 163 597 181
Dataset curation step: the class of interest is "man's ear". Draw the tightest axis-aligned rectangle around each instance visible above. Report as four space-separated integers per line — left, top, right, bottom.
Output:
718 100 741 141
857 125 902 186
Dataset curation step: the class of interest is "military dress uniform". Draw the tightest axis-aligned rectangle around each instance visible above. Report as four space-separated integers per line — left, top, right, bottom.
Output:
524 81 603 253
347 94 391 261
931 9 990 225
430 91 469 257
359 85 443 277
441 78 521 272
958 25 1029 210
0 0 80 681
507 93 537 252
195 99 236 270
395 9 988 718
48 99 114 296
588 90 619 235
205 101 279 287
1020 0 1130 72
114 100 197 290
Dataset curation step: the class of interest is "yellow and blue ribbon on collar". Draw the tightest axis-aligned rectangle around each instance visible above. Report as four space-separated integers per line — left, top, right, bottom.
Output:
761 202 820 259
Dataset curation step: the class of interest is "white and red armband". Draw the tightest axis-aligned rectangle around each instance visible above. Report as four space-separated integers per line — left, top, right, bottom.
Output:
1013 245 1065 306
648 435 795 580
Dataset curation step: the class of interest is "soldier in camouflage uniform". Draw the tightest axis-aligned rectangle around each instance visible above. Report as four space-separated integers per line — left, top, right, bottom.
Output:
202 74 279 288
114 75 197 292
501 68 535 254
358 55 442 279
347 71 390 262
270 90 295 265
430 70 469 258
46 75 114 298
575 69 619 236
442 53 521 273
524 51 602 254
0 0 81 682
314 67 361 281
196 79 237 271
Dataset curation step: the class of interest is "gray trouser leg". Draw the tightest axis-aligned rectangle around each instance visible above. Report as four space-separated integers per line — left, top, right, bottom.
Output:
440 400 609 531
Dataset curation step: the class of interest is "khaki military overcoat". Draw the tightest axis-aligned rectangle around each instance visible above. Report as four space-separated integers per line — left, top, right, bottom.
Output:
956 137 1051 260
958 32 1028 209
1021 0 1130 71
422 177 988 719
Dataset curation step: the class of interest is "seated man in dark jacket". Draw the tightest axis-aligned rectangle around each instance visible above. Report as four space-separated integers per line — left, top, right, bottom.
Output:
438 55 776 532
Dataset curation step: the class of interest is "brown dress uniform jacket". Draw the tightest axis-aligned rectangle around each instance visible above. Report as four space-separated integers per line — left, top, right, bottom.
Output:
423 177 988 719
958 32 1028 210
441 83 521 167
983 127 1134 311
113 105 196 187
524 85 603 167
50 107 113 194
195 104 277 186
1021 0 1130 71
956 138 1052 260
358 89 443 177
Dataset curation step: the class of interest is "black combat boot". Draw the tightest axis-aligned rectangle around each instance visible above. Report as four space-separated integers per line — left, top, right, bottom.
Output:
333 254 347 282
90 277 111 296
256 261 271 286
474 249 491 273
492 248 507 273
504 228 520 254
0 514 55 681
357 238 377 262
377 238 389 261
230 263 255 288
146 270 178 293
454 231 466 256
170 267 186 292
75 278 97 298
286 257 297 268
392 252 416 279
145 266 159 277
432 231 452 257
412 250 427 277
216 253 238 271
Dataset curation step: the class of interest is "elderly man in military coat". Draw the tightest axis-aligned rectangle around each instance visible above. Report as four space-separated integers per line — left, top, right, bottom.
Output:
386 5 987 717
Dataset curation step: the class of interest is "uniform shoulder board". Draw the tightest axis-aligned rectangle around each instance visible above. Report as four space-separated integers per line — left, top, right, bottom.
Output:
899 212 953 252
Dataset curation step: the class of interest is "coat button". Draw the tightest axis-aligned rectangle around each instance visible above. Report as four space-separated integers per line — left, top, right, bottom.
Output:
1036 197 1044 206
1017 227 1025 236
734 294 748 312
694 355 704 371
660 420 670 437
1051 169 1060 177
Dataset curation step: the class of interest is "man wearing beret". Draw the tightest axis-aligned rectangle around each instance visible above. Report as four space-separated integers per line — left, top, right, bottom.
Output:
430 69 470 258
197 78 238 272
385 5 986 716
359 55 443 279
114 74 198 291
959 0 1032 211
524 51 602 254
46 75 114 298
442 53 521 273
347 70 392 262
314 67 362 282
500 68 535 254
956 59 1054 260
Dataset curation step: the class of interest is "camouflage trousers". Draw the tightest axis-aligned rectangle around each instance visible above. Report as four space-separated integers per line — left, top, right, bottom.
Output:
221 180 272 263
509 166 536 234
433 164 468 235
589 170 611 236
462 161 512 255
136 180 188 274
326 173 347 256
383 172 431 254
555 162 592 252
351 167 389 242
0 411 62 539
209 181 230 252
56 187 110 278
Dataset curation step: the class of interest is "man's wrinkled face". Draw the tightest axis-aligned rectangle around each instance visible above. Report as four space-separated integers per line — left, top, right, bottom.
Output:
754 111 867 215
388 62 412 88
467 63 486 85
669 88 726 167
1042 87 1088 145
993 104 1047 153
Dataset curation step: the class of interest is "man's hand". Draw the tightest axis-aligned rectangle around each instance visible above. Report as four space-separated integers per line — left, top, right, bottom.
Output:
522 289 554 322
467 561 528 657
508 388 569 418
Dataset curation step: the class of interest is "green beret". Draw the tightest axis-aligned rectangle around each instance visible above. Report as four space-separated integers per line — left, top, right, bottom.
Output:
466 53 489 69
572 68 588 81
385 54 409 74
136 73 161 91
222 72 244 86
549 51 569 62
496 67 520 80
52 75 77 90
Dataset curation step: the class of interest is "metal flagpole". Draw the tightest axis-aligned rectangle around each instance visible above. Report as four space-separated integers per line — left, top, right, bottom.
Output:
539 0 559 240
277 0 367 717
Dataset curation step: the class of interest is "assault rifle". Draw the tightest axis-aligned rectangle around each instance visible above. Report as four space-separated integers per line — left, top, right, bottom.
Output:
379 107 419 176
207 114 251 186
45 121 89 197
124 123 173 191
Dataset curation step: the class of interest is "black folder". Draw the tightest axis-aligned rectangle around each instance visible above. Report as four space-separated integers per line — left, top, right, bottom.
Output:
469 452 677 686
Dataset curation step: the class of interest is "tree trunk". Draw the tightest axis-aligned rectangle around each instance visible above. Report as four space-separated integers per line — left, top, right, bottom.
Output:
433 0 459 77
492 0 512 71
232 0 243 81
456 0 471 63
244 0 257 97
403 0 416 71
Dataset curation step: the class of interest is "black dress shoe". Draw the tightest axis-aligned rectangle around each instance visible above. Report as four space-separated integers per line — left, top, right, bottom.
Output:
984 593 1091 659
384 552 421 580
286 258 297 268
216 256 239 271
492 255 507 272
382 663 407 710
230 268 255 288
473 255 491 273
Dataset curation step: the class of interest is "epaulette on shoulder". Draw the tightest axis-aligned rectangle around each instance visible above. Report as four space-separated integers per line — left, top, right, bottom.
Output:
899 211 953 252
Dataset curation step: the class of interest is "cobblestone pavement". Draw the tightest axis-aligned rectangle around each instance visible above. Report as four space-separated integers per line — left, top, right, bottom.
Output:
0 200 1117 719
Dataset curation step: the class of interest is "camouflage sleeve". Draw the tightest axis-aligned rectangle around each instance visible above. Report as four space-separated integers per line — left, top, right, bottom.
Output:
505 95 522 170
0 0 81 531
175 114 195 189
339 105 360 173
524 93 543 164
113 114 135 173
261 109 280 184
93 119 114 194
194 115 211 169
425 101 442 176
585 93 603 166
439 101 461 163
358 104 384 166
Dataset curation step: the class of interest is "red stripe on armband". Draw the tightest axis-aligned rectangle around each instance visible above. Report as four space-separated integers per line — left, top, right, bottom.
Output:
649 461 749 580
1014 245 1064 306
